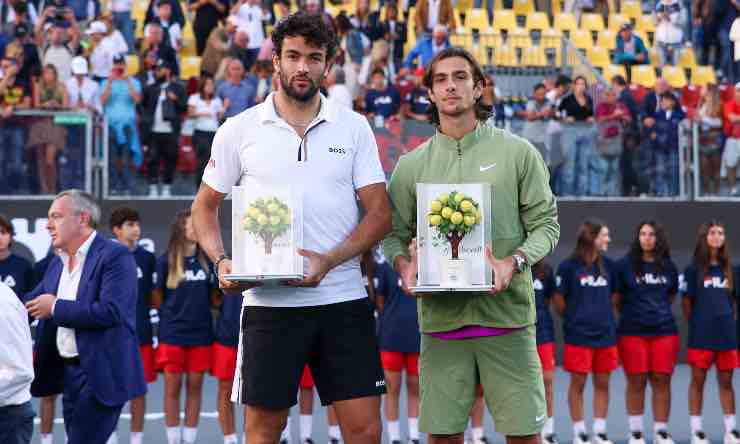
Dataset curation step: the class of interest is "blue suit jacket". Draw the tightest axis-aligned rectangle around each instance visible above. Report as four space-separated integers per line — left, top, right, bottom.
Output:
27 235 147 407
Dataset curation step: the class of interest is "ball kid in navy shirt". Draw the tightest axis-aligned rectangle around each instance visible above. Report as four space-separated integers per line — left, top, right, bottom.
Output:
533 262 556 346
365 68 401 120
0 214 33 301
374 260 420 354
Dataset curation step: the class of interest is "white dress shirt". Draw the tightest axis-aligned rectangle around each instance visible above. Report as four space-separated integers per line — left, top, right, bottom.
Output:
55 231 97 358
0 283 34 407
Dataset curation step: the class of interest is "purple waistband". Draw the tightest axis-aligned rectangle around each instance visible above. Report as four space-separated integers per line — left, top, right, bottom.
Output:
427 325 522 340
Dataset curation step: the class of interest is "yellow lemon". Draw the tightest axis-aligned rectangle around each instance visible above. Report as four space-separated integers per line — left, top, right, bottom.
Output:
243 216 254 228
464 215 476 226
438 193 449 204
429 214 442 226
441 207 453 219
267 203 279 214
270 215 281 225
278 208 287 217
281 215 290 225
476 212 482 223
450 212 464 225
430 200 442 213
454 193 465 203
460 200 473 212
257 214 269 225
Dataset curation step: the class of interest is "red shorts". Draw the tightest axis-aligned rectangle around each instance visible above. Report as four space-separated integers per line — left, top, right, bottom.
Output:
380 351 420 376
537 343 556 372
156 343 212 373
563 344 619 374
687 348 739 371
618 335 680 375
211 342 237 381
139 344 157 383
299 365 314 389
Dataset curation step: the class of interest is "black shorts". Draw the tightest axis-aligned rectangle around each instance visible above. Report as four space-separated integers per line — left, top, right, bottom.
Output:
233 298 386 409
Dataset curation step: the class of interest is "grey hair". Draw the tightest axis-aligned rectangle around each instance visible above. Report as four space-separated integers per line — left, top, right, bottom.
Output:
55 189 101 229
332 66 346 84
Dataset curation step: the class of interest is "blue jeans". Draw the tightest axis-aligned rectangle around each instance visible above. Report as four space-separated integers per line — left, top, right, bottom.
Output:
0 401 34 444
108 126 134 194
589 153 622 196
0 124 26 194
113 11 135 54
654 149 679 196
719 24 738 82
60 125 86 190
657 42 682 66
559 124 595 196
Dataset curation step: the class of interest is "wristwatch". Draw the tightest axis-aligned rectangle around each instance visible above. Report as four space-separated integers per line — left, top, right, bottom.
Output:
215 254 229 275
512 252 527 273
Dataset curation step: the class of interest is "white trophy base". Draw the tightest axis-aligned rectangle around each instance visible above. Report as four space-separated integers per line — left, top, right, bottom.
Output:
439 258 471 287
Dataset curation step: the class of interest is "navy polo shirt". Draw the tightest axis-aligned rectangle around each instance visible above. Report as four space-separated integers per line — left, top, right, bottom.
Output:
534 263 556 345
374 261 420 353
365 86 401 118
682 263 737 351
133 246 157 346
0 254 33 301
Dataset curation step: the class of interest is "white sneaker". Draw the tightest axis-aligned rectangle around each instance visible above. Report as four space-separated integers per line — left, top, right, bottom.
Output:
593 433 613 444
573 432 591 444
628 431 646 444
724 430 740 444
161 184 172 197
148 184 158 197
655 429 675 444
692 431 710 444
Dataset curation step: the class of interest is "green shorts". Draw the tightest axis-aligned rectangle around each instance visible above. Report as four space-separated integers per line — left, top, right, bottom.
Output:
418 325 546 436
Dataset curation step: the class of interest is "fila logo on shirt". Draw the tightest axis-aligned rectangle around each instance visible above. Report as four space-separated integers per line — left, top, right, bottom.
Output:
703 276 729 289
636 273 668 285
185 269 208 281
2 275 16 288
533 278 544 291
578 274 608 287
374 96 395 105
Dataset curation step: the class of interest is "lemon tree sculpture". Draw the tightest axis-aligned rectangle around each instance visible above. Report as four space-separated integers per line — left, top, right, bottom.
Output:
242 197 291 255
427 191 481 259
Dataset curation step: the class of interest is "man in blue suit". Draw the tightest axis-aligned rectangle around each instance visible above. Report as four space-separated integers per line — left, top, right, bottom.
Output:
25 189 146 444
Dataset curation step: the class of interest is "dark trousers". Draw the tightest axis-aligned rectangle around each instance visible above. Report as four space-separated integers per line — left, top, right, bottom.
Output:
192 129 215 188
147 132 179 185
63 362 123 444
0 401 34 444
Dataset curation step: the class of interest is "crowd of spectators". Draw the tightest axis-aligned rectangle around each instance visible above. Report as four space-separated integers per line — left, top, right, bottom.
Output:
1 0 740 197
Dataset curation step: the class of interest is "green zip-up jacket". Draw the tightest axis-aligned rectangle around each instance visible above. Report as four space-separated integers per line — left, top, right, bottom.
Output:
383 123 560 333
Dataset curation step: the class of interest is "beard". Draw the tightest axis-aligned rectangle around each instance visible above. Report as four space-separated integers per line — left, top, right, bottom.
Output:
279 70 322 102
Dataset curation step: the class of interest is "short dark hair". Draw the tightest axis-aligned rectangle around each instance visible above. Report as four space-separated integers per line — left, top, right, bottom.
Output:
422 47 490 126
109 207 141 231
272 12 338 63
371 67 385 78
0 214 13 236
612 74 627 87
555 74 571 87
533 82 545 92
660 91 676 101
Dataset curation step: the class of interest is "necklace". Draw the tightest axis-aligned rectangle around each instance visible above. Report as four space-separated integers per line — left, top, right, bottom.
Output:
273 95 319 127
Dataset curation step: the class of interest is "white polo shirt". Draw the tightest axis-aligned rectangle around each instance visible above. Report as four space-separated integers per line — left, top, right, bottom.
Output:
0 283 33 407
203 92 385 308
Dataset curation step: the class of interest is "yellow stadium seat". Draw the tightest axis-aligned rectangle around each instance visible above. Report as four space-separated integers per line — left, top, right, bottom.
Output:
493 44 517 66
508 28 532 48
471 44 489 65
633 30 651 47
492 9 517 32
677 46 697 68
631 65 657 87
636 14 655 33
587 46 610 68
570 29 593 49
525 12 550 31
551 0 563 14
181 56 202 80
541 28 562 46
521 46 547 66
456 0 474 11
479 33 503 51
466 8 491 32
554 13 578 33
648 47 660 66
126 55 139 76
662 66 687 88
608 13 629 30
597 29 617 50
691 66 717 86
602 64 627 81
450 33 470 47
512 0 535 16
620 0 642 20
580 13 605 32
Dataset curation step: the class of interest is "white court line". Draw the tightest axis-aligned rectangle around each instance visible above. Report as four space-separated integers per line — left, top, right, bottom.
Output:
33 411 220 425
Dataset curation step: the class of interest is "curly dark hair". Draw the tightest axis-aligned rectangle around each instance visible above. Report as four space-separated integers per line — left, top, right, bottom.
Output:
422 47 491 126
628 220 671 277
272 12 338 63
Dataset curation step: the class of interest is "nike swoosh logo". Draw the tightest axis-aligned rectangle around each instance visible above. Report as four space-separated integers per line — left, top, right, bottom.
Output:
480 163 497 172
535 414 546 422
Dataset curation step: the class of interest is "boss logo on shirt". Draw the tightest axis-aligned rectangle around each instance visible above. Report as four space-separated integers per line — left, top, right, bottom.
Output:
578 275 608 287
703 276 728 289
533 279 544 291
185 269 208 281
328 147 347 155
137 267 143 279
2 275 16 288
636 273 668 285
